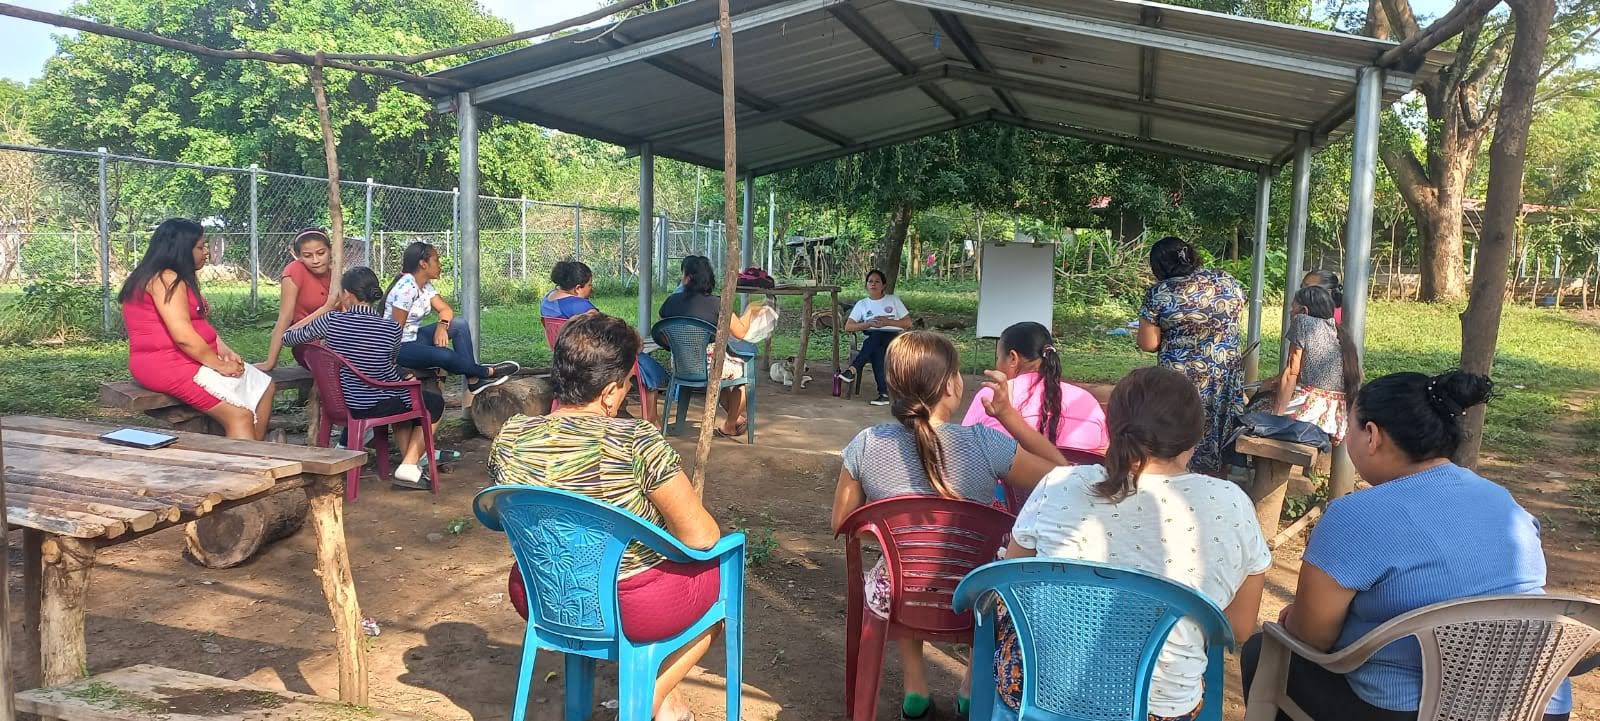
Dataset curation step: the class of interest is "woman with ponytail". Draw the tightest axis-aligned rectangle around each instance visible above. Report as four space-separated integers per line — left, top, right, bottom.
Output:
1273 285 1360 442
1242 370 1573 721
285 267 444 489
993 365 1271 719
963 321 1109 454
830 331 1065 719
1302 269 1344 325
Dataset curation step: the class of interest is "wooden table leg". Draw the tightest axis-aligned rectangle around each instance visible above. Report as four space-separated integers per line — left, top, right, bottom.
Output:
39 535 95 686
1248 459 1290 539
20 528 42 689
305 477 367 705
793 293 813 394
304 385 323 448
830 290 841 378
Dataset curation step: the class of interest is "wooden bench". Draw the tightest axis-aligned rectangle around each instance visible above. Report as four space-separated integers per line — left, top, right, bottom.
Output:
1236 435 1321 540
99 367 316 436
17 664 430 720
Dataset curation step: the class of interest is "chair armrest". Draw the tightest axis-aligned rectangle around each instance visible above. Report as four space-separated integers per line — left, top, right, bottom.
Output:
1261 622 1379 674
636 528 748 565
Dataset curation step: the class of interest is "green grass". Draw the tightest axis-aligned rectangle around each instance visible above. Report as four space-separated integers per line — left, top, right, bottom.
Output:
2 280 1597 463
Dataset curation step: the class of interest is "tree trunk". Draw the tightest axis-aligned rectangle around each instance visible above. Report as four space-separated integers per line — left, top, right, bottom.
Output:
876 203 914 293
1419 174 1469 301
1455 0 1555 468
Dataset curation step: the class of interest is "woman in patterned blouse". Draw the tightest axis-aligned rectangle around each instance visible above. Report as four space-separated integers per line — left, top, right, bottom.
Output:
488 313 723 721
1136 236 1246 475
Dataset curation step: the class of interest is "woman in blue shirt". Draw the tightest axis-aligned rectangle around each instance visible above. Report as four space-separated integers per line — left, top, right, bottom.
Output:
541 261 600 319
1241 369 1571 720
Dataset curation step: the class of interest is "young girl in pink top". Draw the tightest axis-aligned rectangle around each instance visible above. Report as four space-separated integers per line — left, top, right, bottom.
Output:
963 322 1109 455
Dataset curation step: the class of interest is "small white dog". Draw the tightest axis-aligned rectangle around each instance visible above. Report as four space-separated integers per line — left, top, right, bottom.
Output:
769 358 812 389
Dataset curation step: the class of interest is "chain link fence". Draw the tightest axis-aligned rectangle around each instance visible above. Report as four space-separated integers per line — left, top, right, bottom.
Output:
0 143 725 333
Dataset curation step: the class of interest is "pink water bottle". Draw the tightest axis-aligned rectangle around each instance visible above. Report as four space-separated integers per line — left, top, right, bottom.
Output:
832 374 842 397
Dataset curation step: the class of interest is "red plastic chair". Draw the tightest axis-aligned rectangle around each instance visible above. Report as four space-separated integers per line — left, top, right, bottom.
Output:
301 343 439 500
541 315 657 425
836 497 1016 721
994 449 1106 514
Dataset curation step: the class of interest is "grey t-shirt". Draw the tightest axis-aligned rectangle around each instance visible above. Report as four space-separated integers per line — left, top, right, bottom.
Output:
842 422 1018 502
1288 314 1344 392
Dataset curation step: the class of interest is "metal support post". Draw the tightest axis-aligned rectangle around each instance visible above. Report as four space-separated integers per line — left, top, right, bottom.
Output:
1331 66 1384 500
364 178 375 267
456 92 481 362
638 144 656 335
450 186 460 293
1245 167 1271 384
519 195 528 280
741 174 755 269
98 147 111 335
574 205 583 260
249 164 260 314
1280 133 1312 367
657 213 669 286
767 189 776 270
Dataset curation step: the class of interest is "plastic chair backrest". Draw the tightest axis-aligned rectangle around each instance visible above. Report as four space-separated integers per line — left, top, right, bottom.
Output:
1349 595 1600 721
473 485 693 647
1058 448 1107 467
651 317 716 383
838 497 1015 635
541 316 567 350
955 559 1234 721
300 343 356 425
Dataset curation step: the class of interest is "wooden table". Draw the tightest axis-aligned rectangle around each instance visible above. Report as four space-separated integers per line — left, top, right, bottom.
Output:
739 283 843 394
0 415 371 703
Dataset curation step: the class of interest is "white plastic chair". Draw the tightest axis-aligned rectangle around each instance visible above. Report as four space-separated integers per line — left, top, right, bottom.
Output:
1245 594 1600 721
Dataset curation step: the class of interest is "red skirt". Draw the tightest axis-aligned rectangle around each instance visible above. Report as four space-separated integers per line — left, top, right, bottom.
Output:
508 558 721 642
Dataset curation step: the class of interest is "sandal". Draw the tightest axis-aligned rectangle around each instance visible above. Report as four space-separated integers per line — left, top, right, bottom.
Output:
713 427 743 442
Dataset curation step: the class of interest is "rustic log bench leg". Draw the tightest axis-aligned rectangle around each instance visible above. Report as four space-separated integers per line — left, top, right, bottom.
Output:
21 528 43 688
1248 458 1292 539
305 385 323 448
305 476 367 705
40 535 96 686
792 294 813 394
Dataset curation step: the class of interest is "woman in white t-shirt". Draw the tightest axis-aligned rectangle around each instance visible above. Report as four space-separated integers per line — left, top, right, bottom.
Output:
996 365 1271 720
385 241 519 395
838 268 913 406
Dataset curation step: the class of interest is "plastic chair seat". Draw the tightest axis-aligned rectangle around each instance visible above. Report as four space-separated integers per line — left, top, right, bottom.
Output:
474 485 746 721
650 316 757 444
836 497 1016 721
301 343 438 500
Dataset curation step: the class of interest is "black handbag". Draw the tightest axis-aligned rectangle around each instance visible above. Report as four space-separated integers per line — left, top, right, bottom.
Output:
1225 411 1332 467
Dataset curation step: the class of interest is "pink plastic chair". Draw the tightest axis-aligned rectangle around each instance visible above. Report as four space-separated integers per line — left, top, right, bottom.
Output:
836 497 1016 721
301 343 439 500
541 315 657 425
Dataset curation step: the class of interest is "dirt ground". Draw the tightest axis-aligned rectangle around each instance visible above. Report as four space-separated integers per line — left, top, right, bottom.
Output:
9 375 1598 720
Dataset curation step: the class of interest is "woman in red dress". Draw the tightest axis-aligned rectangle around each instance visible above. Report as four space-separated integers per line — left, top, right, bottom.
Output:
262 228 335 370
120 218 276 440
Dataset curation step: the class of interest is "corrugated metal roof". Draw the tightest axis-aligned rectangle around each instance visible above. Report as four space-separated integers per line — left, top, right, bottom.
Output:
409 0 1450 174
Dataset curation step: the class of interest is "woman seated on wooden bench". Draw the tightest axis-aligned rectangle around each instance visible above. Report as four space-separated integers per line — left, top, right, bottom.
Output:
284 266 443 490
384 240 520 395
120 218 276 440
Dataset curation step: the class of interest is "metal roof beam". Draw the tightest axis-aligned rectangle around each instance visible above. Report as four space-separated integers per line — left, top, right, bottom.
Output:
900 0 1363 81
990 114 1265 172
1137 6 1161 139
827 4 966 119
457 0 845 107
652 66 949 146
929 10 1024 117
750 111 995 176
944 67 1298 140
604 31 854 147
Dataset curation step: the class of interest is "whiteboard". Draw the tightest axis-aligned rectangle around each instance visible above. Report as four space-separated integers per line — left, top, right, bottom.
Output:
976 241 1055 339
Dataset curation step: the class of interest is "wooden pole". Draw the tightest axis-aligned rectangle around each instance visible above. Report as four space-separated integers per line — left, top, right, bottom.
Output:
310 54 345 296
0 423 14 721
689 0 741 493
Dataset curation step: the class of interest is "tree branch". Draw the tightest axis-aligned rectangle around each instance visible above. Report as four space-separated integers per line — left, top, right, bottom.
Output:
1377 0 1500 70
0 2 464 92
315 0 657 64
1536 22 1600 85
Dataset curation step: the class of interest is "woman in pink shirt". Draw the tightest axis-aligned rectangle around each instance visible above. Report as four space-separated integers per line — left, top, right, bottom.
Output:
963 322 1109 454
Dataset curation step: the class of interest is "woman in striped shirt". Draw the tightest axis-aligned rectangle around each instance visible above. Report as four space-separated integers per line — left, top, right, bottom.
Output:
284 266 443 489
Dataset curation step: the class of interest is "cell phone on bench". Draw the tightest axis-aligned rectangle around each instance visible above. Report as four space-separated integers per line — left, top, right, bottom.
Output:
99 428 178 450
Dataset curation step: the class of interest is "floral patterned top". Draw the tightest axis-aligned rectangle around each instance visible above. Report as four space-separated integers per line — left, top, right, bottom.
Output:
1139 268 1246 471
487 414 683 578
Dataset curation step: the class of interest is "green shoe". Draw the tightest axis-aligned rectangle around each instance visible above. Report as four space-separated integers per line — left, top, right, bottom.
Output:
902 693 932 720
956 695 970 718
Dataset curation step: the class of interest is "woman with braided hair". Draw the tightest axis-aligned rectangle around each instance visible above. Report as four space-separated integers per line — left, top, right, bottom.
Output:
963 321 1109 455
830 330 1065 719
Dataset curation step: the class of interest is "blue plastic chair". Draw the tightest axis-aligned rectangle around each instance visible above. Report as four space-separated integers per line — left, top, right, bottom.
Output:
953 558 1234 721
651 316 757 444
473 485 747 721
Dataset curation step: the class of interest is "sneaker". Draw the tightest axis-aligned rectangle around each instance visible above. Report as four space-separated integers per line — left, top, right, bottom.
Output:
391 463 431 490
870 395 890 406
468 374 511 395
837 368 858 384
489 360 521 378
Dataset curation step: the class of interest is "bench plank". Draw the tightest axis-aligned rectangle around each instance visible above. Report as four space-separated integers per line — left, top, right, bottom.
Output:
1235 435 1320 468
7 416 364 476
17 664 435 720
99 367 313 413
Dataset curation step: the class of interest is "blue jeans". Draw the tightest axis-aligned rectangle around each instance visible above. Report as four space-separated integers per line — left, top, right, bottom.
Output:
397 322 489 378
851 331 894 396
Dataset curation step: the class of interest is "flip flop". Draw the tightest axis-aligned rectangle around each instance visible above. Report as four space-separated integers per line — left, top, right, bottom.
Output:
713 428 742 442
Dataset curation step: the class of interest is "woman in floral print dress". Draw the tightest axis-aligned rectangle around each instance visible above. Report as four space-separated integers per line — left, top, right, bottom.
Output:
1136 236 1246 475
